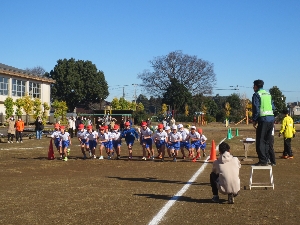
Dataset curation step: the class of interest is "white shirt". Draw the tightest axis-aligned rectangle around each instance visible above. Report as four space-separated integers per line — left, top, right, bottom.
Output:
86 131 98 141
59 132 70 141
98 133 108 142
168 132 182 142
153 130 168 141
111 131 121 141
77 129 87 139
51 130 61 139
179 128 189 141
188 132 200 141
140 127 152 138
200 134 207 142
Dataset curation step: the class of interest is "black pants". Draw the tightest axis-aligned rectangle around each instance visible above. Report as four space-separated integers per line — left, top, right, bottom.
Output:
268 136 276 164
256 121 273 164
16 131 22 141
68 128 74 138
7 133 14 141
283 138 293 157
210 172 219 195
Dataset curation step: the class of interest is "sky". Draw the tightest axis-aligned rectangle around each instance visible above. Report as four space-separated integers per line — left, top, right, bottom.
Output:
1 0 300 103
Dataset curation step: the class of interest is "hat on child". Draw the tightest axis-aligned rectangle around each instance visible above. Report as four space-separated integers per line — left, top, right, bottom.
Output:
172 125 177 130
190 126 196 130
165 126 170 130
157 124 164 129
177 124 183 129
87 125 92 130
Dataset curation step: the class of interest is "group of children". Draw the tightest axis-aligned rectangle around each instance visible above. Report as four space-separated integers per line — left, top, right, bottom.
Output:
51 121 208 162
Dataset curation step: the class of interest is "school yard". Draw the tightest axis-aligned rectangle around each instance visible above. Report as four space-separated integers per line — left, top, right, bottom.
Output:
0 123 299 225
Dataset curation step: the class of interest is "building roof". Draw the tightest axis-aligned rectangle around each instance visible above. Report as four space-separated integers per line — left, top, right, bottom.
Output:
0 63 55 83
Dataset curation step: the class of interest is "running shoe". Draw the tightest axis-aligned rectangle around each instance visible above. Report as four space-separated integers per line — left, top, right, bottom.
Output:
142 157 147 161
173 157 177 162
212 195 219 203
99 156 104 159
63 157 68 162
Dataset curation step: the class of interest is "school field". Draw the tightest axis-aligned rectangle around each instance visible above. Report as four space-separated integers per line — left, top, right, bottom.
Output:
0 123 299 225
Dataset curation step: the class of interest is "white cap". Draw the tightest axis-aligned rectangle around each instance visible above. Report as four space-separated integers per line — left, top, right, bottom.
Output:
172 125 177 130
190 126 196 129
177 124 183 129
165 126 170 130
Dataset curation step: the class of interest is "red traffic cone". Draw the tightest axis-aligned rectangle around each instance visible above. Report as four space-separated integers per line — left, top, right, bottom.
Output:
209 140 217 161
48 139 55 160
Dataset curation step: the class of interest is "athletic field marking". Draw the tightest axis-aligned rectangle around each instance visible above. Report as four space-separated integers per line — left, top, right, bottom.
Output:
148 138 226 225
0 146 44 151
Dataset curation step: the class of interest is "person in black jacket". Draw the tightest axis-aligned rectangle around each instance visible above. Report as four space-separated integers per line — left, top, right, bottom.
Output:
35 116 44 139
75 116 83 135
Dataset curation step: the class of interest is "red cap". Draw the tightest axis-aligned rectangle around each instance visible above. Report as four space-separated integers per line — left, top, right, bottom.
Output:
60 126 65 130
87 125 92 129
141 122 147 126
78 124 84 129
113 125 119 130
125 122 130 126
100 126 105 130
157 124 163 129
54 123 60 128
197 128 203 134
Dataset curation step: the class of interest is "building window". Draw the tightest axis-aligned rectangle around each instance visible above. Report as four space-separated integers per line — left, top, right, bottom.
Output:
0 77 8 95
29 82 41 98
12 79 25 97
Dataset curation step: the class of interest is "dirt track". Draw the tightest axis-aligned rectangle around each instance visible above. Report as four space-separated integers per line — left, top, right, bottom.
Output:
0 124 299 225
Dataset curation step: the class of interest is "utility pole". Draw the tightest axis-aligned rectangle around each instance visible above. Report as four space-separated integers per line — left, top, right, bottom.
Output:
132 84 139 103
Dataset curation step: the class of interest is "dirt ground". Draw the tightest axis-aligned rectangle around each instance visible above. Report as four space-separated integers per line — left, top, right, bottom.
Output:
0 123 299 225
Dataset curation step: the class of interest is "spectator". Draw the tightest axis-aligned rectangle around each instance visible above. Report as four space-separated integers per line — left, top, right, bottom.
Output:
95 117 102 131
68 117 75 138
120 117 125 131
34 116 44 140
15 117 25 143
146 117 151 127
210 142 241 204
7 116 15 143
170 117 176 126
75 116 83 135
279 108 296 159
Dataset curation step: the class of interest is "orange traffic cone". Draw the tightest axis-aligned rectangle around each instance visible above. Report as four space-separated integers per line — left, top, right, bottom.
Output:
48 139 55 160
209 140 217 161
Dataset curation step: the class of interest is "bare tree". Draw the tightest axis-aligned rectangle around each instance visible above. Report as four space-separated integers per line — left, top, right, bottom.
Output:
25 66 46 76
138 51 216 96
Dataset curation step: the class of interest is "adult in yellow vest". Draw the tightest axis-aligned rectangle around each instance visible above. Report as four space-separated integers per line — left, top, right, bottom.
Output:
252 80 275 166
279 109 296 159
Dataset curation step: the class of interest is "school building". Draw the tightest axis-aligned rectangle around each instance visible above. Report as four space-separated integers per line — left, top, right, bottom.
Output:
0 63 55 122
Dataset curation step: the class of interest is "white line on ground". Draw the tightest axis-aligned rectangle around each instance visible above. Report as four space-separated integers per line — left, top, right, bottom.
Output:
148 138 226 225
0 147 44 151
